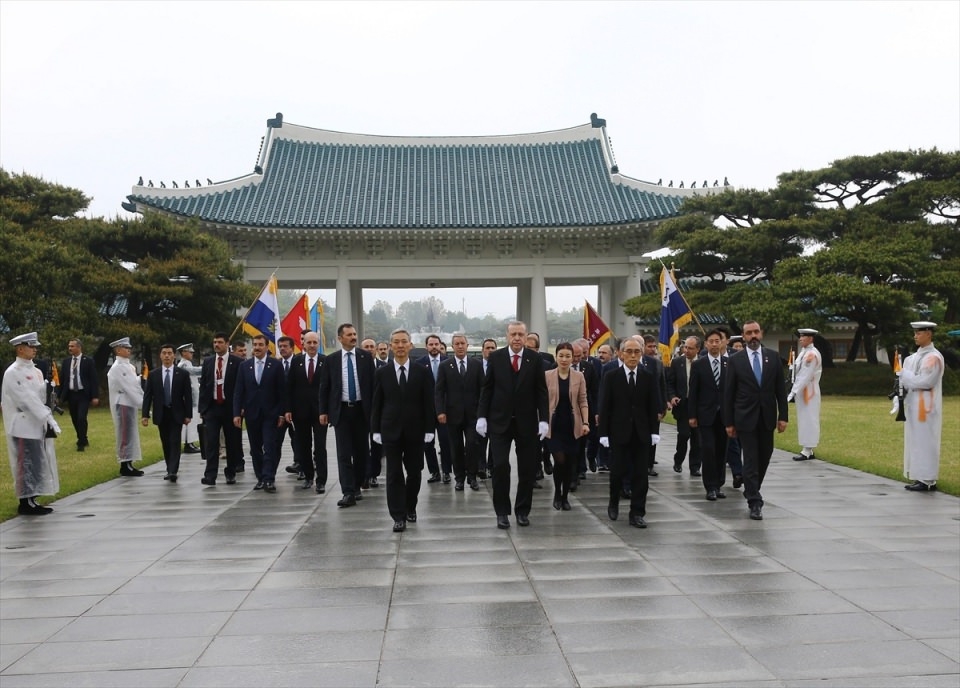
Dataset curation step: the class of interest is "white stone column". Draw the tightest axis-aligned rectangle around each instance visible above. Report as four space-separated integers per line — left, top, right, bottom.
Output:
335 266 352 338
529 267 548 345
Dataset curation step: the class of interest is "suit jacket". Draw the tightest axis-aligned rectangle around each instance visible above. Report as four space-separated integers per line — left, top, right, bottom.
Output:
199 353 242 417
233 356 287 422
666 356 695 420
545 369 590 440
597 365 658 445
370 361 436 442
642 354 668 414
723 347 788 432
142 365 192 425
416 354 448 384
478 346 548 435
687 355 727 427
287 352 325 418
319 347 375 425
539 351 557 371
574 360 599 414
435 356 483 427
58 355 98 402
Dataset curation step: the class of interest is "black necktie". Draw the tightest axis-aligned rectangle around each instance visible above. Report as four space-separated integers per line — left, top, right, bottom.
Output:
459 359 465 376
164 368 172 405
629 370 636 389
399 365 407 387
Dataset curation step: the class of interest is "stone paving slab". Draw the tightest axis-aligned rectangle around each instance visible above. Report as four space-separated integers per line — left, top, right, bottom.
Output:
1 425 957 687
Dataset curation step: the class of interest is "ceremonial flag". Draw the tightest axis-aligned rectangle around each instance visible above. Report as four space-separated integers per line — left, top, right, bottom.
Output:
51 361 60 388
658 266 692 366
583 301 613 355
241 275 281 354
141 360 149 380
310 297 326 354
280 293 310 353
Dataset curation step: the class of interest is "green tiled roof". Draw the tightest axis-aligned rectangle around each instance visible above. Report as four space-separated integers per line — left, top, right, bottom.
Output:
128 120 688 229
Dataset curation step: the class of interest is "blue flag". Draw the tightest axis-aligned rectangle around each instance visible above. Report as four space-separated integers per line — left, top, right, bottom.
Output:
658 267 692 366
242 275 281 353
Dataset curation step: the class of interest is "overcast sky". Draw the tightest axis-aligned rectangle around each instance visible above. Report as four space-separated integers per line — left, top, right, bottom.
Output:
2 1 957 318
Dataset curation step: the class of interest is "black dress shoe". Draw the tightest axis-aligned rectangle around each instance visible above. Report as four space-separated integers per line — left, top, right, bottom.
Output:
621 488 632 499
673 463 682 473
553 497 562 510
169 474 178 483
706 490 718 501
235 465 245 473
226 477 237 485
629 515 647 528
535 469 544 481
337 494 357 507
393 520 406 532
427 472 441 483
648 468 658 477
296 471 305 481
361 480 370 490
163 473 173 481
119 462 144 477
468 478 479 491
516 513 530 526
793 453 815 461
354 491 363 500
607 504 619 521
497 515 510 529
477 469 487 479
253 481 265 490
733 474 743 489
598 465 609 472
716 490 726 499
442 473 451 484
285 464 301 474
406 511 417 522
561 498 572 511
77 443 86 452
201 478 216 486
301 479 314 490
264 482 277 493
183 443 201 454
370 477 379 487
749 505 763 520
543 459 553 476
690 470 701 477
533 481 543 489
316 483 326 494
588 457 597 473
904 481 936 492
455 480 465 491
18 502 52 515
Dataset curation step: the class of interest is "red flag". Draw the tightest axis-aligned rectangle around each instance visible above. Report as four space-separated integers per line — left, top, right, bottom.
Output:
583 301 613 356
280 293 310 353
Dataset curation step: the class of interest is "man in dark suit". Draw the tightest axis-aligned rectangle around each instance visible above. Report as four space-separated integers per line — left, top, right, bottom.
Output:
667 335 702 475
477 321 549 529
417 334 451 483
362 337 385 487
597 338 659 528
641 334 669 478
141 343 192 481
233 334 287 492
436 333 484 491
285 331 327 492
688 329 729 501
371 329 436 532
59 338 99 451
199 332 244 485
723 320 788 520
476 337 498 479
275 336 297 471
573 339 601 474
319 323 375 507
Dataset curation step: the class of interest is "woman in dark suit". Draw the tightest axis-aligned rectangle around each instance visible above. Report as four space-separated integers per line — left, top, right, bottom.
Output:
544 343 590 511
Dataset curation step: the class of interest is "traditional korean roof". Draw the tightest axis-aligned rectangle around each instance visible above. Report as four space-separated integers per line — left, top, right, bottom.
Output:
127 114 698 230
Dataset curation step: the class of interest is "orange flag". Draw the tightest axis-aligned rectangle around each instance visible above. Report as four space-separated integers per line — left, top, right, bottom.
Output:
583 301 613 356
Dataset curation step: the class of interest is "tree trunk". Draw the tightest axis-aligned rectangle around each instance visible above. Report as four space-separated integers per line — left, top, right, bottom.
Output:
847 326 862 362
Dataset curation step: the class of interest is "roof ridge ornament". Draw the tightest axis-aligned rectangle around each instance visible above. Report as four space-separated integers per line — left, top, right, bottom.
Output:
267 112 284 128
590 113 606 128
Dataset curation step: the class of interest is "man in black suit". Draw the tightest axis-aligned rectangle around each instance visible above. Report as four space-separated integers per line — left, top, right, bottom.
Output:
141 343 192 481
371 329 436 532
641 334 669 478
362 337 385 487
285 331 327 492
723 320 788 520
275 336 297 470
573 339 601 474
233 334 287 492
597 338 659 528
688 329 729 501
58 338 99 451
417 334 451 484
667 335 702 475
436 333 484 491
199 332 244 485
476 337 497 478
477 321 549 529
319 323 375 507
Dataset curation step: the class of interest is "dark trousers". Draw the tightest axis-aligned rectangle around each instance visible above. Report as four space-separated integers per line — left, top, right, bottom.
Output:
368 437 383 479
65 391 90 446
490 420 539 517
726 436 743 477
384 434 424 521
424 424 452 475
294 415 328 485
246 415 279 483
157 412 183 475
738 428 774 508
448 418 479 481
333 403 369 495
477 434 492 471
276 421 296 463
697 420 728 492
203 409 242 481
673 407 701 472
609 430 650 517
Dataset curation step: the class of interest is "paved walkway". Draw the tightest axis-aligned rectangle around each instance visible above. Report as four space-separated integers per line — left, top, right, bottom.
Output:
1 425 958 687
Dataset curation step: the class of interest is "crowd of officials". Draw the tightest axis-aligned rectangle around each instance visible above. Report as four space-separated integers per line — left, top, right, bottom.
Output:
2 320 946 523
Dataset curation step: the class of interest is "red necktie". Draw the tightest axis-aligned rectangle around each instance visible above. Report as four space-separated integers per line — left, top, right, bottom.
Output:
216 356 224 402
512 354 519 372
308 357 314 383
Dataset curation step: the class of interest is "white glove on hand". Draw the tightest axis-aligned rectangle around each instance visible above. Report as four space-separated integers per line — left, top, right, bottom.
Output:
599 436 610 448
538 421 549 440
890 397 900 415
372 433 382 445
49 420 62 436
787 393 795 403
476 418 487 437
651 434 661 446
424 433 435 443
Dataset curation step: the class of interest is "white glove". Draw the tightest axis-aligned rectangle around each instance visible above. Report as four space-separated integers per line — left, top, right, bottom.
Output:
476 418 487 437
599 436 610 448
895 370 902 377
890 397 900 415
424 433 435 443
538 422 549 440
651 434 661 446
372 433 382 445
787 393 795 403
49 420 62 436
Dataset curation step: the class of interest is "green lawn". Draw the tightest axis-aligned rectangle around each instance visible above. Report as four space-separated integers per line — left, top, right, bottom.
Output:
1 397 957 521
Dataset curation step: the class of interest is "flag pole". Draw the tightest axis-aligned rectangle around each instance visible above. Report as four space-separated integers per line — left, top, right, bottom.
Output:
229 268 280 343
657 258 706 336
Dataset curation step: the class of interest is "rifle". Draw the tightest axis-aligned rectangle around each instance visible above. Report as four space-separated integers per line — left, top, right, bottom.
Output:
888 349 906 422
46 359 65 417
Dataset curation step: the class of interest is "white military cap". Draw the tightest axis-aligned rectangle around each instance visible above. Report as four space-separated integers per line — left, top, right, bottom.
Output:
10 332 41 347
797 328 819 336
176 343 194 353
910 321 937 330
729 335 743 343
110 337 132 348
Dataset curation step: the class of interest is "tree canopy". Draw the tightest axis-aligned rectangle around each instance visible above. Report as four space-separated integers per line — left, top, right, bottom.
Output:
624 150 960 363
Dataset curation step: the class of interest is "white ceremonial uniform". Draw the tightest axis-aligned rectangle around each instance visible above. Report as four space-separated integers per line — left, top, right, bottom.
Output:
107 357 143 463
2 358 60 498
178 358 202 444
900 343 944 483
789 343 822 450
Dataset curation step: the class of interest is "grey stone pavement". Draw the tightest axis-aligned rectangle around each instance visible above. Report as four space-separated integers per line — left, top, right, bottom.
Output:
1 424 958 688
